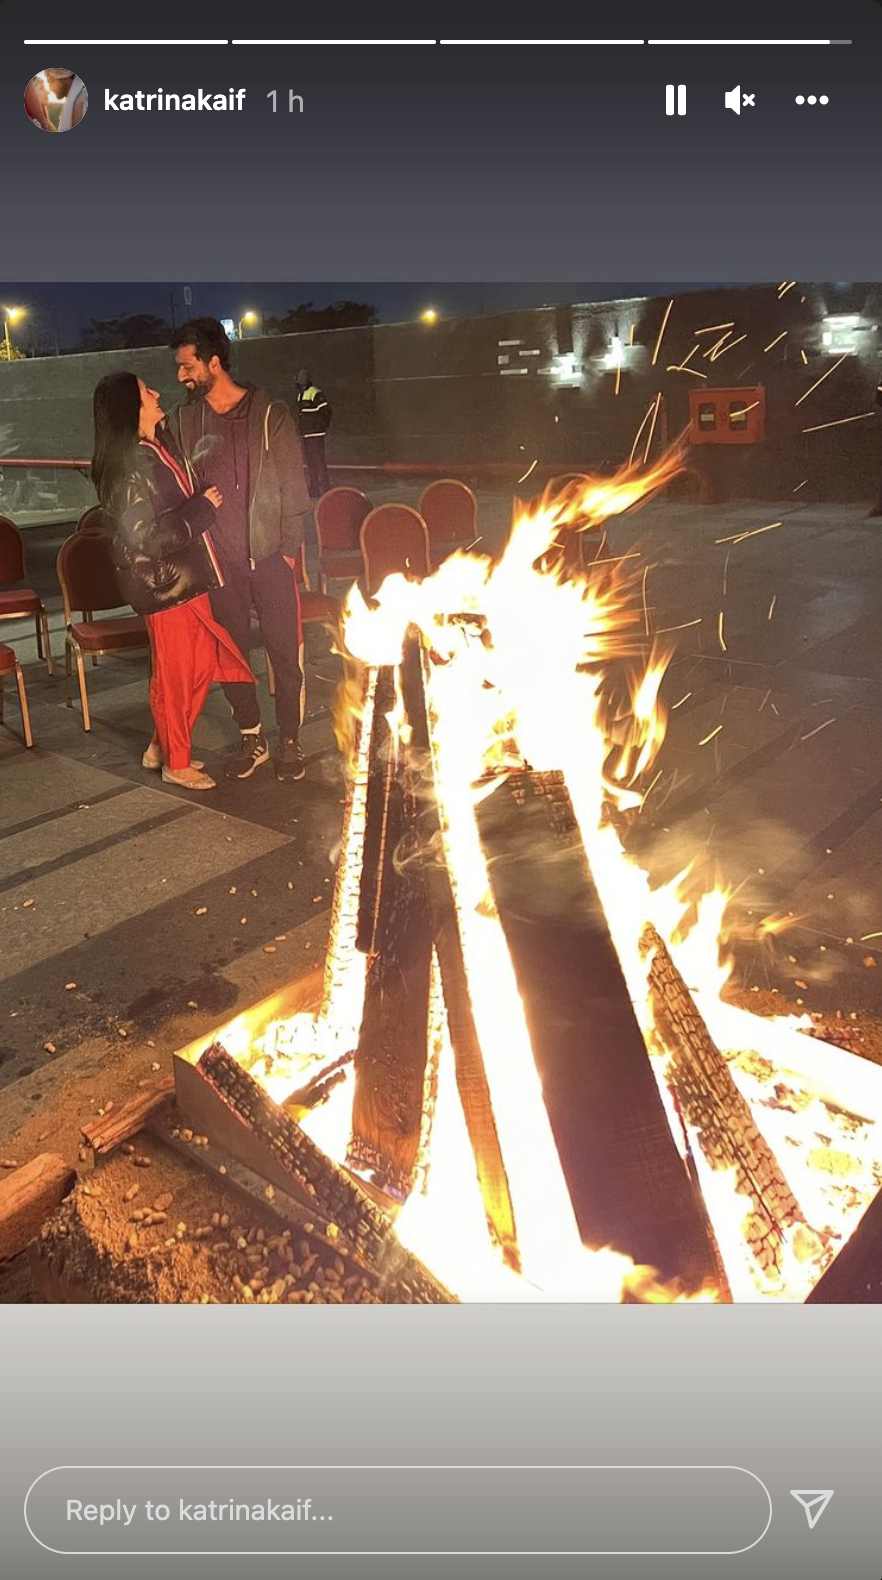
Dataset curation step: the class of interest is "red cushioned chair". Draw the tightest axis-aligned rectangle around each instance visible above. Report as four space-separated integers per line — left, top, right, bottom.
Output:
76 504 114 537
0 514 55 675
417 479 478 560
265 545 340 719
56 534 148 732
315 487 371 591
0 642 34 748
360 504 431 597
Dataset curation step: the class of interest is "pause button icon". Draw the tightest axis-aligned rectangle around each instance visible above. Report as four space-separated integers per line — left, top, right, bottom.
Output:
666 84 687 116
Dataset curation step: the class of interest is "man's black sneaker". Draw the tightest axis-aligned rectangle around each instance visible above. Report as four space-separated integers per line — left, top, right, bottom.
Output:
224 731 270 780
276 736 306 782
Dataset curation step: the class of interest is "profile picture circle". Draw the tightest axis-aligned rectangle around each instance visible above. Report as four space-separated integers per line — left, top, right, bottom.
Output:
24 69 88 132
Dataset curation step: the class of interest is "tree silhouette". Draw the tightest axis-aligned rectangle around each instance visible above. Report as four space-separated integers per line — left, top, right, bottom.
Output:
265 301 377 335
81 313 170 351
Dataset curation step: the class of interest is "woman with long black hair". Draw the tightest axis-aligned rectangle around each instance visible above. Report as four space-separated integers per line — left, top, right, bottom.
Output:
92 371 254 790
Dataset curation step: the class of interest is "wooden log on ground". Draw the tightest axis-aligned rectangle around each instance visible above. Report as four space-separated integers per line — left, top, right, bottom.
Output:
806 1184 882 1303
476 771 720 1290
0 1153 77 1262
81 1078 174 1154
400 628 520 1270
640 924 808 1285
175 1044 453 1303
348 662 433 1200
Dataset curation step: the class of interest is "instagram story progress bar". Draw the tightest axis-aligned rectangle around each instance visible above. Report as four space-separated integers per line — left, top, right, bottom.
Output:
665 84 687 115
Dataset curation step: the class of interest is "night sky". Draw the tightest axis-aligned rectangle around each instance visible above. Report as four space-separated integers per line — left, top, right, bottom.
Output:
0 281 723 355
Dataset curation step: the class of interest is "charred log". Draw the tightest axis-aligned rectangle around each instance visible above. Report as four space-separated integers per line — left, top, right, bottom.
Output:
349 665 433 1200
176 1043 452 1303
640 925 807 1283
477 771 719 1289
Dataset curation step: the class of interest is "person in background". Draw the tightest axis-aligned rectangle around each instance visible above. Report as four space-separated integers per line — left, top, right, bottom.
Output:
170 318 312 783
295 368 332 498
43 68 88 130
92 371 254 791
24 77 53 131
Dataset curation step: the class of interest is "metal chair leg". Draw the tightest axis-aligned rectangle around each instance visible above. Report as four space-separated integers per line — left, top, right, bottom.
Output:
65 638 73 707
14 662 33 748
39 609 55 677
299 639 306 725
73 644 92 731
0 673 4 723
35 613 43 660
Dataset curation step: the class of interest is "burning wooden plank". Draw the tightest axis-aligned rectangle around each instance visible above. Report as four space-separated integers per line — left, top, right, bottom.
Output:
476 770 720 1289
174 1042 452 1303
348 665 434 1200
400 630 520 1270
640 925 809 1282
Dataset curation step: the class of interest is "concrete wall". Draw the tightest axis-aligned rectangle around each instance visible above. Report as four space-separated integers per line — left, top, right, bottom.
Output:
2 283 881 504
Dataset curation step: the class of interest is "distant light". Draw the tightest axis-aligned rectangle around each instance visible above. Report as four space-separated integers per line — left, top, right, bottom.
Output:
420 307 440 325
242 310 258 325
552 351 581 386
3 307 24 323
821 313 862 355
604 334 625 370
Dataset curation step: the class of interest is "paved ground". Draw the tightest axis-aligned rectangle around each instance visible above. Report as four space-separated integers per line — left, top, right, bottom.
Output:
1 485 881 1167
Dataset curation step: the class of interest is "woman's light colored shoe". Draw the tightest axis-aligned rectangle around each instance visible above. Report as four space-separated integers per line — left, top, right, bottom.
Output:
161 765 216 791
145 744 204 771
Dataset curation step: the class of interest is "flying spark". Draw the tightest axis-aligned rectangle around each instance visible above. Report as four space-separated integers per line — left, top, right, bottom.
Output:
715 520 783 545
767 595 777 620
764 330 788 352
517 459 538 484
651 299 674 367
643 391 663 464
803 412 875 435
671 691 692 709
710 333 748 362
800 717 837 743
699 724 724 746
794 352 849 408
717 611 727 652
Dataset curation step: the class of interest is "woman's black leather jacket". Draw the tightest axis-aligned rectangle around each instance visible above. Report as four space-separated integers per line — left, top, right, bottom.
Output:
111 435 220 616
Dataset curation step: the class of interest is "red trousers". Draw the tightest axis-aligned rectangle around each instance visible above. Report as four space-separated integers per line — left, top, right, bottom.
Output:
146 594 253 770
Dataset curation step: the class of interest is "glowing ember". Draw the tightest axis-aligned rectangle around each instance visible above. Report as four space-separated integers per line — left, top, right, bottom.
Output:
205 455 882 1303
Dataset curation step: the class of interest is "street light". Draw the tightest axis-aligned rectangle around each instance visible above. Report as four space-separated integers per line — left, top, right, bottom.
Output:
420 306 439 325
2 307 25 360
238 310 259 340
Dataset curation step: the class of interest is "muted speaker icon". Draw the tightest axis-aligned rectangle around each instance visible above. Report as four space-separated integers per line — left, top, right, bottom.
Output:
725 85 756 114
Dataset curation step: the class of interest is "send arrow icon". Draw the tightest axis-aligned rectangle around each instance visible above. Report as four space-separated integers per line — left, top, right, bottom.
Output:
790 1490 834 1529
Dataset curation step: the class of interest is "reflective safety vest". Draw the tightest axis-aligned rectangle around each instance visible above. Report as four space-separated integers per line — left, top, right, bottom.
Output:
297 385 332 437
